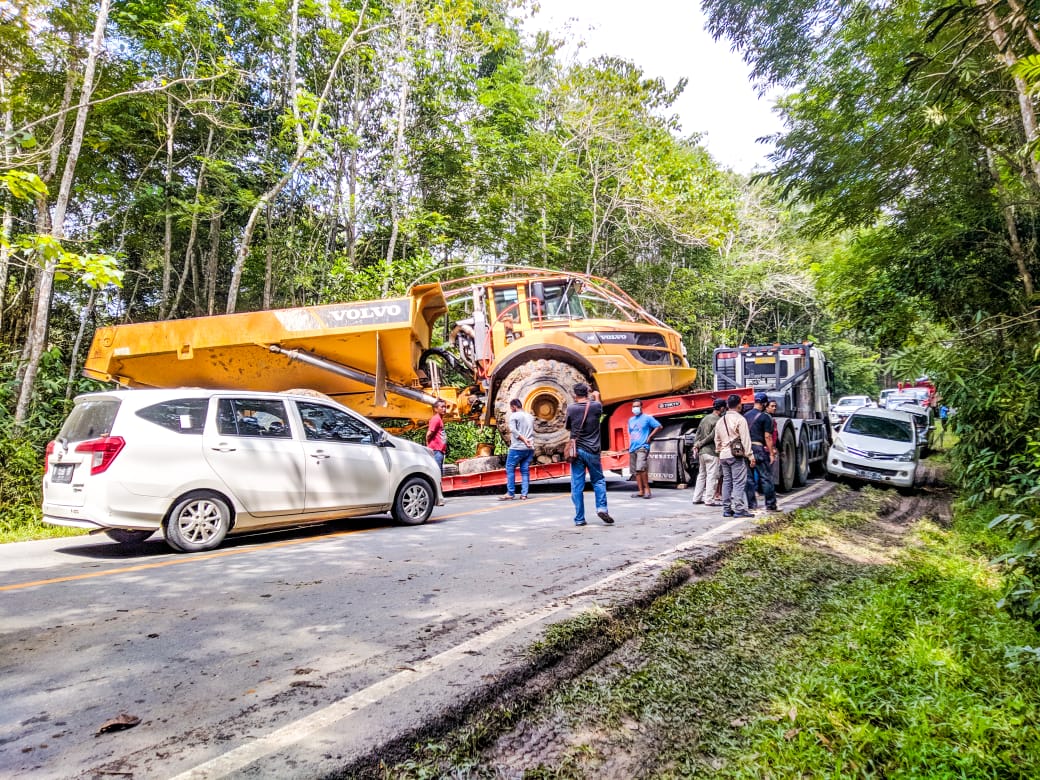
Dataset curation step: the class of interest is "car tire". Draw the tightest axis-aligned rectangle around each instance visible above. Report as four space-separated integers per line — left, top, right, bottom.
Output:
104 528 155 545
164 492 232 553
392 476 435 525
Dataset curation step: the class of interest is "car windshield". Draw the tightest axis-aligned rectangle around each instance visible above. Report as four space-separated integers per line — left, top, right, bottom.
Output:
837 397 867 408
845 414 913 442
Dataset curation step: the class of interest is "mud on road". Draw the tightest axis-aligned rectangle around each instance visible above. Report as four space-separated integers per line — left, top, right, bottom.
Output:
339 461 955 779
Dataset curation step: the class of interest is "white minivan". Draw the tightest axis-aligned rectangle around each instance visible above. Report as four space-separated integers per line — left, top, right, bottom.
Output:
826 407 919 489
43 389 442 552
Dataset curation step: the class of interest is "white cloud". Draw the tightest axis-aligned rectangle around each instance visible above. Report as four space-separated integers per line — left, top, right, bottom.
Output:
524 0 785 174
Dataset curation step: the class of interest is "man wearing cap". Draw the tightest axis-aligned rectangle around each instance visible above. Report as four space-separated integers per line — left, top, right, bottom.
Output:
745 392 778 512
627 400 662 499
691 398 726 506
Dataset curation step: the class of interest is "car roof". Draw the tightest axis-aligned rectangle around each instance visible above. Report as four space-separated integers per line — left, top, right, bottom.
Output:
847 407 915 423
837 395 870 402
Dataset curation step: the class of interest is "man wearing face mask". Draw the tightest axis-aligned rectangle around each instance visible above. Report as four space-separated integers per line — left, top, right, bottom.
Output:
627 399 662 499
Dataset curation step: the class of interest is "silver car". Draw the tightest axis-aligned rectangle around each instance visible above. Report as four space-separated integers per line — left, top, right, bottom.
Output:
43 389 442 552
826 407 919 489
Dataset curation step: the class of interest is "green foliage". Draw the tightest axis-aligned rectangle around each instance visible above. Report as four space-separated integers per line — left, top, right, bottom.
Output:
887 326 1040 622
820 338 879 397
0 346 96 540
373 489 1040 778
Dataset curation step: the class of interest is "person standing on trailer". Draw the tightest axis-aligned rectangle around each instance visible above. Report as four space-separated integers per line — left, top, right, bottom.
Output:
500 399 535 500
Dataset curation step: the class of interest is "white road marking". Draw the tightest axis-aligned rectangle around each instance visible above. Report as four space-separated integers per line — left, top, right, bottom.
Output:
170 517 747 779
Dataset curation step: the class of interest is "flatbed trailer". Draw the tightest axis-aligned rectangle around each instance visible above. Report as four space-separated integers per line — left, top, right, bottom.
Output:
441 387 754 494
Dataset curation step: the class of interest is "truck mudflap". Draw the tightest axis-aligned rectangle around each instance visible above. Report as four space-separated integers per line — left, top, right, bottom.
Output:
441 451 629 493
647 422 696 486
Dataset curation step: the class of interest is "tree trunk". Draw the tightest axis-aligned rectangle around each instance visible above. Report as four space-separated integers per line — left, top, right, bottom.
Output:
161 93 176 307
986 148 1036 299
15 0 112 429
383 1 415 295
225 2 370 313
64 288 96 401
981 4 1040 188
263 202 274 309
0 81 13 337
164 125 213 319
205 211 221 315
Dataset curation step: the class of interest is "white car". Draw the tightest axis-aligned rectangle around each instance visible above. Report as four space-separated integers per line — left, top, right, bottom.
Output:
43 389 442 552
878 388 900 408
828 395 876 427
826 408 919 489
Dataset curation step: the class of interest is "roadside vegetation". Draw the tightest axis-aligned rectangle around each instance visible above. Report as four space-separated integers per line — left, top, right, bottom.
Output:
365 478 1040 778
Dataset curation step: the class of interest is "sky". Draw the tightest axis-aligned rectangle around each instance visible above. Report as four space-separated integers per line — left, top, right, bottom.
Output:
523 0 785 174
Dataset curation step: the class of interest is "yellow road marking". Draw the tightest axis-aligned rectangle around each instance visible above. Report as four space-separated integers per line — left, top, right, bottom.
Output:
0 494 567 593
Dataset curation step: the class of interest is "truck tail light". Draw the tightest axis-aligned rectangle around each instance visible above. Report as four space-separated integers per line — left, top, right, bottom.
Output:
74 436 126 475
43 440 55 473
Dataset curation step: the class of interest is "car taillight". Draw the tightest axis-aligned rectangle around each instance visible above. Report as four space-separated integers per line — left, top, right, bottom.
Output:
44 440 55 473
74 436 126 475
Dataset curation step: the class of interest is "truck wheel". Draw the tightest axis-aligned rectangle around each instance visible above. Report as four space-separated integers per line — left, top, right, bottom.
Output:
794 432 810 487
494 360 590 459
777 426 797 493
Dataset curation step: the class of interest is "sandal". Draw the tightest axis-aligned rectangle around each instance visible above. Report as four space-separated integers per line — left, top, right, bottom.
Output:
519 495 528 500
498 494 515 501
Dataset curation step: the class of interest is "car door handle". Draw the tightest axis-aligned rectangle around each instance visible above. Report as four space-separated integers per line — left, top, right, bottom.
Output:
310 451 330 460
211 445 237 452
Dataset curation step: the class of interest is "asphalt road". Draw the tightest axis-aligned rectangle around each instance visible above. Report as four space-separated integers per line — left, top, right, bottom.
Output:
0 476 832 778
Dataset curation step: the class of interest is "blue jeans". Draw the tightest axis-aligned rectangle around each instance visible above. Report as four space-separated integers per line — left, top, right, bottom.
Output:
505 447 534 497
432 450 445 473
570 448 607 524
745 444 776 509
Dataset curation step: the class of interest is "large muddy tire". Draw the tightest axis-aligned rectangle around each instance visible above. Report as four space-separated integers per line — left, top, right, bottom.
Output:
494 360 590 459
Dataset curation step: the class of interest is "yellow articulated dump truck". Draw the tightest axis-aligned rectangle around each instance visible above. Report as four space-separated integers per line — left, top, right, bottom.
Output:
84 268 697 458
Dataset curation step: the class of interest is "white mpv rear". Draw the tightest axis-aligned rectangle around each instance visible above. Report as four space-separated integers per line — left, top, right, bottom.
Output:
43 389 442 552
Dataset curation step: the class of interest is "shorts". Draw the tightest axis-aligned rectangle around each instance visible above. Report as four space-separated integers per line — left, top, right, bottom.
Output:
630 447 649 473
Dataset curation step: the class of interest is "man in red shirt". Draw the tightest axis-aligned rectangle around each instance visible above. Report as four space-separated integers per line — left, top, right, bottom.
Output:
426 399 447 472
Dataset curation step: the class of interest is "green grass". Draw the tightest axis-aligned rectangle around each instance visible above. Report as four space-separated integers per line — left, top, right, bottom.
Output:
369 487 1040 779
0 513 86 544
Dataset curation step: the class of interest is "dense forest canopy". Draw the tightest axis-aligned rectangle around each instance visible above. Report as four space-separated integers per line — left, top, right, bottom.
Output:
1 0 1038 609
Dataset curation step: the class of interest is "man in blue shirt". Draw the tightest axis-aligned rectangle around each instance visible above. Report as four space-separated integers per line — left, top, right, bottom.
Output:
628 400 662 499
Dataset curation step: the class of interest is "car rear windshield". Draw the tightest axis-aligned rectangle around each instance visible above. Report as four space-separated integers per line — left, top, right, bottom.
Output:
59 398 120 442
136 398 210 434
846 414 913 442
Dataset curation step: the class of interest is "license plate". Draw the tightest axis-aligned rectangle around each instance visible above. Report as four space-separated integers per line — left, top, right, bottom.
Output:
52 463 74 483
859 469 882 481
